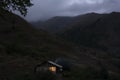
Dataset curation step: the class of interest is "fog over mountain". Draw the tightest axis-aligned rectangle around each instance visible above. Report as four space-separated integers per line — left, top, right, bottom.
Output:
23 0 120 21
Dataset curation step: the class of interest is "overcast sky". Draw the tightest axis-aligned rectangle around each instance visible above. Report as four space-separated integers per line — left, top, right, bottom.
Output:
23 0 120 21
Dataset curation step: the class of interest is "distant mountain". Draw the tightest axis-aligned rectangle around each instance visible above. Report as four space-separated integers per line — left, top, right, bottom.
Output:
31 16 73 33
31 13 106 33
32 12 120 54
59 12 120 56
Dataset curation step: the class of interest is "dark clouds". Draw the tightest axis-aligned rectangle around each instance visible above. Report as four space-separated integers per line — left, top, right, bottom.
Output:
24 0 120 21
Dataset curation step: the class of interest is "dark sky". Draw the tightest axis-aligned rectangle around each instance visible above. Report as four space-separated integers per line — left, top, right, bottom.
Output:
23 0 120 21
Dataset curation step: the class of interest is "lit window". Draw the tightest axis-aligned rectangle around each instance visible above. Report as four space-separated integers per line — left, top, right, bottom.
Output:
49 66 56 72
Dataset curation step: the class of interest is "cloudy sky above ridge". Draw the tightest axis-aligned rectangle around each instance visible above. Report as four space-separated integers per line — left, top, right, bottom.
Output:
24 0 120 21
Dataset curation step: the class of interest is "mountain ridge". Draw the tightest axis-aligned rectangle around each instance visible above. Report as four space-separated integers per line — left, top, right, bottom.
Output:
31 12 108 33
59 12 120 55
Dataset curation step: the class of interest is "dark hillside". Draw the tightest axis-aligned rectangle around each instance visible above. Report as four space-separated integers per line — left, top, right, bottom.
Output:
0 8 120 80
0 8 76 58
59 12 120 56
58 13 120 78
0 8 79 80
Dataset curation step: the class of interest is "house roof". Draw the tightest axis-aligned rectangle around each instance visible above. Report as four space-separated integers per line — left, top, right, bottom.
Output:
48 61 63 68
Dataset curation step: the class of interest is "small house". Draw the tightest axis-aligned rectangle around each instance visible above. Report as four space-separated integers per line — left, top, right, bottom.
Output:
34 60 63 74
34 58 71 74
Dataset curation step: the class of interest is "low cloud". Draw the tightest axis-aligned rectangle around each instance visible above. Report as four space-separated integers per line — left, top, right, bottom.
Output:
24 0 120 21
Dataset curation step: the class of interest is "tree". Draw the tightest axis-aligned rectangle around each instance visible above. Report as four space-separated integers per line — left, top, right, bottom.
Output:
0 0 33 16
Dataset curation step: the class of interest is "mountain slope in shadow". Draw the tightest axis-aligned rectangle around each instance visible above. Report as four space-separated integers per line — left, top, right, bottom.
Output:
31 13 106 33
0 8 81 80
31 16 73 33
59 12 120 56
0 8 77 58
33 12 120 55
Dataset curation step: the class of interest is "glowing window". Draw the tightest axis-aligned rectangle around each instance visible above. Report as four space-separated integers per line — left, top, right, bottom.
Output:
49 66 56 72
